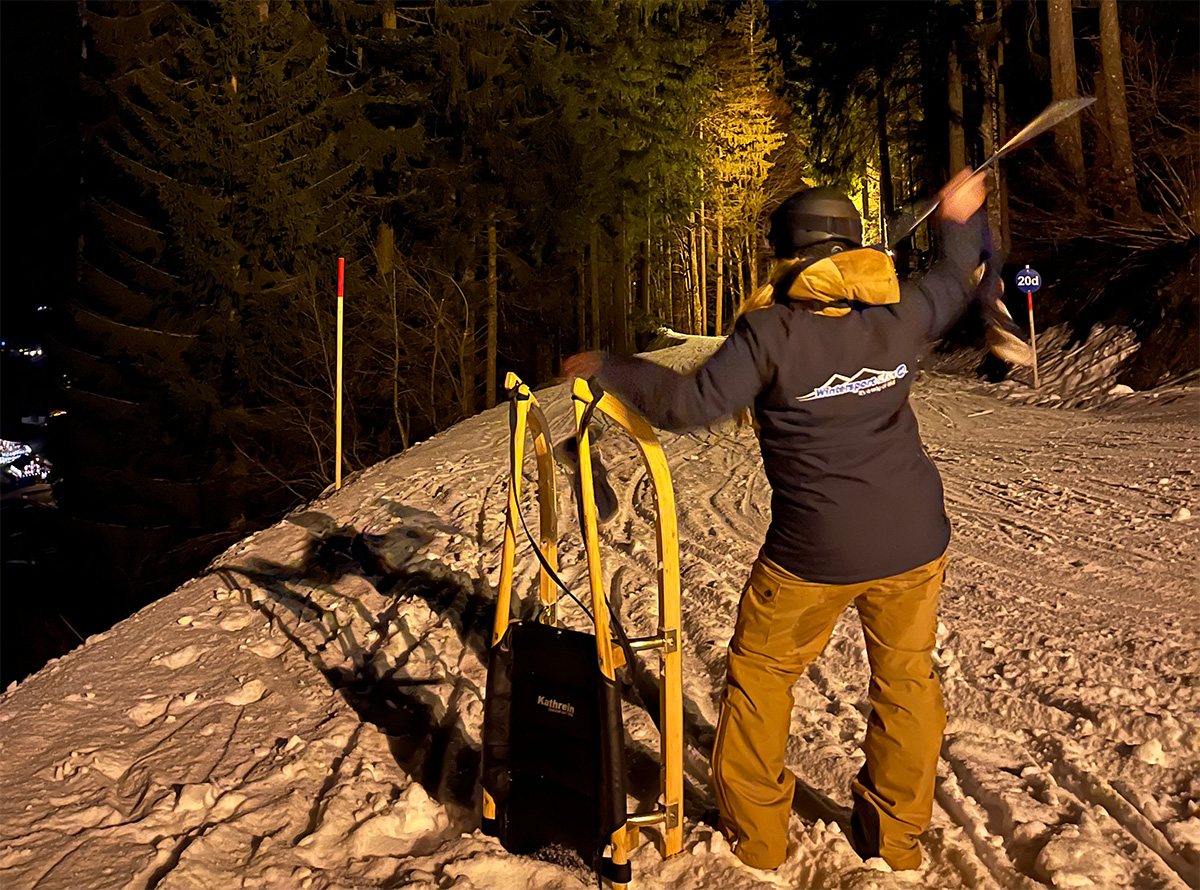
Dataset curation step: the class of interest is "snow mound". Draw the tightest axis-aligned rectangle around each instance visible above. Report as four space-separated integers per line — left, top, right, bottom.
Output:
645 327 726 371
990 323 1141 408
932 322 1148 408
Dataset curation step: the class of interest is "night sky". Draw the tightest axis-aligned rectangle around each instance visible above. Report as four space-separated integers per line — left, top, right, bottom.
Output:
2 2 79 357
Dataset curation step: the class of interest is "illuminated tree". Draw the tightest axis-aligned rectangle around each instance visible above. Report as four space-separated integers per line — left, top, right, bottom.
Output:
703 0 789 330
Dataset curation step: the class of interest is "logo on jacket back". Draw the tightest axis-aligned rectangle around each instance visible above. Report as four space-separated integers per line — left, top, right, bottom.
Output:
537 695 575 718
797 364 908 402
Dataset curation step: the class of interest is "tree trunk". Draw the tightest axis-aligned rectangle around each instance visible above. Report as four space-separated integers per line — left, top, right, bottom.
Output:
485 221 498 409
696 200 700 335
976 1 1002 250
860 168 872 245
589 226 600 350
1098 0 1139 219
715 212 724 336
639 236 651 318
666 236 675 329
459 255 476 419
748 230 758 293
616 218 630 352
576 258 586 351
654 237 664 327
605 232 618 353
730 239 740 314
876 79 895 225
737 238 748 308
997 22 1012 255
688 213 700 334
948 41 966 172
389 270 407 450
1047 0 1085 180
864 163 883 244
375 221 394 276
602 231 615 353
1093 47 1113 175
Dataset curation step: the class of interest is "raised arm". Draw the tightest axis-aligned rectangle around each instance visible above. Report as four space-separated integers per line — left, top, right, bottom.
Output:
903 213 987 341
900 169 990 341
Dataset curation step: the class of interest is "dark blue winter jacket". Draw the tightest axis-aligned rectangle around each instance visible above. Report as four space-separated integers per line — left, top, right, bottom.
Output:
596 215 985 584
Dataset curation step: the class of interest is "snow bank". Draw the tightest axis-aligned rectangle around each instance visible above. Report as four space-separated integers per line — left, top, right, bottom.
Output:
932 322 1155 410
990 324 1141 408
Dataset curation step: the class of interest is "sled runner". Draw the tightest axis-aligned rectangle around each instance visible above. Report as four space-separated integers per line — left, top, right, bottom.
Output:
481 373 684 888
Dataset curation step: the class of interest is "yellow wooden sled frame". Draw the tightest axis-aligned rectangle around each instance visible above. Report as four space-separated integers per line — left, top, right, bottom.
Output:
484 372 684 887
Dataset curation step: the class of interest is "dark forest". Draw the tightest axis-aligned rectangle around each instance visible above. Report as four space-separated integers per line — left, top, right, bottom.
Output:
2 0 1196 687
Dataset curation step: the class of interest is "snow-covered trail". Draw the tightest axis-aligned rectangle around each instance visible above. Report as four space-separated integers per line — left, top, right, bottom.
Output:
1 341 1196 890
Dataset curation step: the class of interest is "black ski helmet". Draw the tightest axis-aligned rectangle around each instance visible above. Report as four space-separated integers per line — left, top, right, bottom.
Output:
768 187 863 258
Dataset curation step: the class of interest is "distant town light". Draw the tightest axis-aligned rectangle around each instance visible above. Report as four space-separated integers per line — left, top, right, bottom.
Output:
1 440 33 465
7 455 51 482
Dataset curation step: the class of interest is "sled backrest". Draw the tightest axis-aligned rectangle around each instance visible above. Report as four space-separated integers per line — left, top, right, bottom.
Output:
572 377 683 860
493 371 560 645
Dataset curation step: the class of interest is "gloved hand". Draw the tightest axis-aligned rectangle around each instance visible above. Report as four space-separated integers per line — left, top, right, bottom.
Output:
562 352 604 380
938 169 987 224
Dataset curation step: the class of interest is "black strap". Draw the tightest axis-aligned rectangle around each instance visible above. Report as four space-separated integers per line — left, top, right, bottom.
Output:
507 392 594 621
573 383 662 734
505 382 663 733
601 858 632 884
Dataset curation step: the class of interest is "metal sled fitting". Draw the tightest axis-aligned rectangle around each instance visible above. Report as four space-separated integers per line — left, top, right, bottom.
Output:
482 373 684 888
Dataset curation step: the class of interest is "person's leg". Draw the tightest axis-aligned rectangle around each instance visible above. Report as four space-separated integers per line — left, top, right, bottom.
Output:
850 552 947 870
712 555 862 869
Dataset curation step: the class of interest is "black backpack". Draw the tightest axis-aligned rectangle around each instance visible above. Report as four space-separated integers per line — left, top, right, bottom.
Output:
481 620 630 884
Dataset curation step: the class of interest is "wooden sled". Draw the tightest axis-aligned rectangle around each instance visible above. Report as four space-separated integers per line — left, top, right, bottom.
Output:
481 373 683 888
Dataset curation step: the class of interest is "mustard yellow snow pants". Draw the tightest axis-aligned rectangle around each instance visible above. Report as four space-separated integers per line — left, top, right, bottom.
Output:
711 551 948 870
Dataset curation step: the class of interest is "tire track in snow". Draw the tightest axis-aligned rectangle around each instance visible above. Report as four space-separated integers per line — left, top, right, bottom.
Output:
1035 736 1198 890
933 755 1048 890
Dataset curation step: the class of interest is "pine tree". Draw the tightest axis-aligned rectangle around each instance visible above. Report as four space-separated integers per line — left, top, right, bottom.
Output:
72 1 369 559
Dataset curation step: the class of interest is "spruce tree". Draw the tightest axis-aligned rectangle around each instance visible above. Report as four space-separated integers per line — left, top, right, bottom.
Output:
70 0 368 575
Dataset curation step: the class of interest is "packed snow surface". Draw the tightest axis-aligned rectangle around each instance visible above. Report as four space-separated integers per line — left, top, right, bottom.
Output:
2 336 1197 890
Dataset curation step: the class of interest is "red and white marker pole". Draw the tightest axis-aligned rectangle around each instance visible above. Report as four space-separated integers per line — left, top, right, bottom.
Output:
1016 264 1042 390
1026 289 1040 390
335 257 345 490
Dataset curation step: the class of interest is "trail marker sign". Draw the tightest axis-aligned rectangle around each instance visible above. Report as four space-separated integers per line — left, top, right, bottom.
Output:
1015 265 1041 389
1016 265 1042 294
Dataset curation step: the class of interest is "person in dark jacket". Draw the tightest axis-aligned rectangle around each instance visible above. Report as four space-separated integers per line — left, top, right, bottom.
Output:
563 169 989 872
